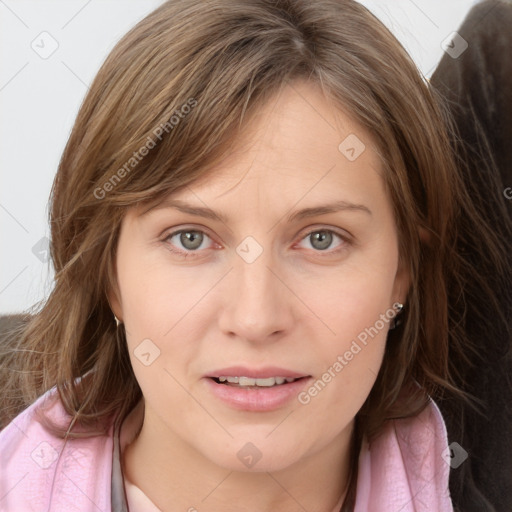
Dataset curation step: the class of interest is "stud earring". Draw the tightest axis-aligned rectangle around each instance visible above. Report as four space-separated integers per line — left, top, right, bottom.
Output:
114 315 121 327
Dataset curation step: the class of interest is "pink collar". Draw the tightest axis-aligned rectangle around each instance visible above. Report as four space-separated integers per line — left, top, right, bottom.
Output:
354 399 453 511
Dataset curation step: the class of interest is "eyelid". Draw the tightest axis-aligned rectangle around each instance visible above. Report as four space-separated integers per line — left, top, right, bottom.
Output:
295 224 352 243
161 224 352 257
161 225 220 253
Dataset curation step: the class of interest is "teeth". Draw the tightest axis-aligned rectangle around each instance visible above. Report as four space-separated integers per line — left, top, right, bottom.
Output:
216 376 298 387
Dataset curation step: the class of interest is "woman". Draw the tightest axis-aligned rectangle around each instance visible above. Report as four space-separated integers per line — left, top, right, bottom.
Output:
1 0 505 510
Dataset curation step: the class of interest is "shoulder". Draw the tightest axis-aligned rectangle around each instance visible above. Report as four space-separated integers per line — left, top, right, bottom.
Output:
0 387 115 512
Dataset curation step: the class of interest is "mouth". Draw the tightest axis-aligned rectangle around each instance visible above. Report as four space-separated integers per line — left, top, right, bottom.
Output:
204 370 312 411
210 375 307 388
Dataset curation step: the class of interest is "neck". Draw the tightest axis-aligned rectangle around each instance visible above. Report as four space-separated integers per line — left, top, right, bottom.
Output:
122 402 354 512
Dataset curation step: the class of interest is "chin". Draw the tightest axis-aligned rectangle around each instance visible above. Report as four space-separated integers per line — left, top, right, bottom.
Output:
201 439 304 474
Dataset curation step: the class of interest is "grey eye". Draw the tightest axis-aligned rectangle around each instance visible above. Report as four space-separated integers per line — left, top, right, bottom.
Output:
175 230 205 250
308 230 334 251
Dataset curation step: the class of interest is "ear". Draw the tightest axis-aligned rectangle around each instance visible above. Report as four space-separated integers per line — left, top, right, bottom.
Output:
393 251 411 306
107 288 123 322
393 226 429 306
419 225 431 244
106 266 123 322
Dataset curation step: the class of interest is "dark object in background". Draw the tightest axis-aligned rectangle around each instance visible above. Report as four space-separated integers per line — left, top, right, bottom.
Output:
431 1 512 511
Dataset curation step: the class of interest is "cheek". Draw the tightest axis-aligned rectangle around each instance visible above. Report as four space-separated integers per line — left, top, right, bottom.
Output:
115 244 214 392
300 306 389 428
116 242 194 337
297 245 397 405
302 252 398 344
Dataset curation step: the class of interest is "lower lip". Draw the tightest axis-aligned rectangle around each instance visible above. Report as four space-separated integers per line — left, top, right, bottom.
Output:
204 377 312 412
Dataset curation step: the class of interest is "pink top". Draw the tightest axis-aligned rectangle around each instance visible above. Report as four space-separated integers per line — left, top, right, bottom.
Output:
0 388 453 511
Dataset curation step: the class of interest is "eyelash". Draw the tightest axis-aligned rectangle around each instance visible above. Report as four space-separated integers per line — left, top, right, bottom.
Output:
161 226 352 259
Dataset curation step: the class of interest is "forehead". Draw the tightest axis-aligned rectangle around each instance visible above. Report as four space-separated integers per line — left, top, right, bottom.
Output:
134 80 387 221
226 79 380 165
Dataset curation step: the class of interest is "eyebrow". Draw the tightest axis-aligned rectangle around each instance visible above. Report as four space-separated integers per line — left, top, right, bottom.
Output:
141 198 372 223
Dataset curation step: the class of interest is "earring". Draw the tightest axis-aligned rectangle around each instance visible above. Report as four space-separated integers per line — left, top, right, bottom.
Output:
390 302 404 329
114 315 121 327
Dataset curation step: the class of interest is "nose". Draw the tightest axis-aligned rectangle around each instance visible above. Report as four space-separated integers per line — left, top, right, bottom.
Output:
217 245 296 344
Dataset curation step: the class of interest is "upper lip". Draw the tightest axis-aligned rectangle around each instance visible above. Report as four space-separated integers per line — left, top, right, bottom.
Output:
206 366 309 379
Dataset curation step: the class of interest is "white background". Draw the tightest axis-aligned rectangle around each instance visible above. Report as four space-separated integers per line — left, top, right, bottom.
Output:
0 0 480 313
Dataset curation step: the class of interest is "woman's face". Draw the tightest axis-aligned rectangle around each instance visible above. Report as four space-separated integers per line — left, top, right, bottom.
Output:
110 80 408 473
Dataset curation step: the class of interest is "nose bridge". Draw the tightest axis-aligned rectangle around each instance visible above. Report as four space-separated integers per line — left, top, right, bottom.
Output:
237 246 275 307
218 235 294 341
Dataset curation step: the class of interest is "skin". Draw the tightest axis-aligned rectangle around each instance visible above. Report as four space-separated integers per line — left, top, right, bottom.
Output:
110 79 409 512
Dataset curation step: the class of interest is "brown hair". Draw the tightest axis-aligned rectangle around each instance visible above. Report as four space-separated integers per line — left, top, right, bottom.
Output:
2 0 509 507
